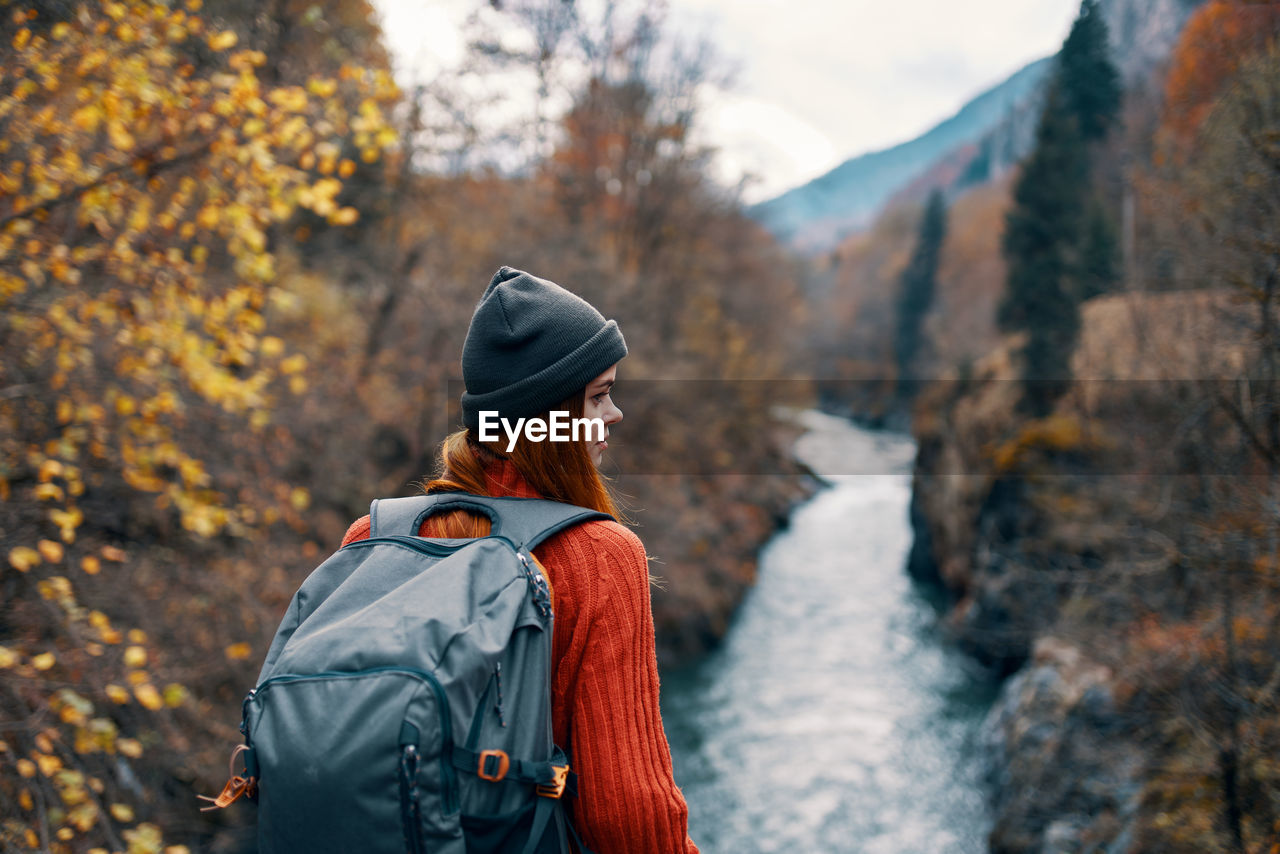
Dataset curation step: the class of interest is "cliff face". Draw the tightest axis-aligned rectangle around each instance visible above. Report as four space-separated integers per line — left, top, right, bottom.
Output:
749 58 1050 253
910 289 1258 850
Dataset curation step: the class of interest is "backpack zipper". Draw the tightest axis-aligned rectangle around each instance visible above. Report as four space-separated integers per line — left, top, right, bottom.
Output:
399 743 425 854
341 535 473 558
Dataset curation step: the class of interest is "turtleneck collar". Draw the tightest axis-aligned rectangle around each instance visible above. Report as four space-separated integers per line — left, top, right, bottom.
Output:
480 456 544 500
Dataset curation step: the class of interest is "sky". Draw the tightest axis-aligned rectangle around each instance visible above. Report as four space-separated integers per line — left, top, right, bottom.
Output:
370 1 1083 203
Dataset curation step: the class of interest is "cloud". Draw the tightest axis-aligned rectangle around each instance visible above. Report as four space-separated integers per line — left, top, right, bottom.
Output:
674 0 1081 190
697 93 839 203
370 0 1083 197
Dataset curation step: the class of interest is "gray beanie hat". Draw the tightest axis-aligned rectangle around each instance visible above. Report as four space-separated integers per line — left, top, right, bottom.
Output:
461 266 627 430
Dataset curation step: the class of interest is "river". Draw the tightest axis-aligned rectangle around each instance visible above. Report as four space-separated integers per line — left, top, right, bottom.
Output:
660 411 998 854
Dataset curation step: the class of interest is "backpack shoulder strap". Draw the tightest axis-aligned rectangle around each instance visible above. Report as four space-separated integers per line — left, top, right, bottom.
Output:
369 493 612 551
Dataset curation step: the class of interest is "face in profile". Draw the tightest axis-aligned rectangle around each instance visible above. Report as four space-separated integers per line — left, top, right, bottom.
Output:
583 365 622 468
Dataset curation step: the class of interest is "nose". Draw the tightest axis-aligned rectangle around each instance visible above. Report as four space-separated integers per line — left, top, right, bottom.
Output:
605 400 623 425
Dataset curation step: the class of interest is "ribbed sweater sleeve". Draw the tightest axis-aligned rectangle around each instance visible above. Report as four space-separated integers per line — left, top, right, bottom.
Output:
538 521 698 854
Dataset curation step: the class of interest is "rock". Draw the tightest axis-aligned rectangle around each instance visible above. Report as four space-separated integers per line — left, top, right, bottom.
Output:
982 638 1141 854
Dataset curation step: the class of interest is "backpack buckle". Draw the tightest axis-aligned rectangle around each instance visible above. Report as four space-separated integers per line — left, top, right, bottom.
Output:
477 749 509 782
536 764 569 799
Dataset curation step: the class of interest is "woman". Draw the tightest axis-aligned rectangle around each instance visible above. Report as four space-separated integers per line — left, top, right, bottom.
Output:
340 266 699 853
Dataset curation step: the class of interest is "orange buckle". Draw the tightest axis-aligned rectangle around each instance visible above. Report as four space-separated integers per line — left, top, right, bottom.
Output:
477 749 510 782
197 744 257 811
536 764 569 799
197 775 256 811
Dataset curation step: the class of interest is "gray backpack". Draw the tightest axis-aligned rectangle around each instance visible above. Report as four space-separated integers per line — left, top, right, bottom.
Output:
238 493 610 854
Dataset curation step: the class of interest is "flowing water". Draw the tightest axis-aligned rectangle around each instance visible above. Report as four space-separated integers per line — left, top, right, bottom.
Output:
661 411 997 854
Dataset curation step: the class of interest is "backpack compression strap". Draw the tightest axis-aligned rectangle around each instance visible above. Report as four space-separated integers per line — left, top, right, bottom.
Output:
369 493 612 552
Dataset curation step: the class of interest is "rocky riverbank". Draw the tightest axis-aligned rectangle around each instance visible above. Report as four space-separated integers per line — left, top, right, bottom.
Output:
908 290 1277 851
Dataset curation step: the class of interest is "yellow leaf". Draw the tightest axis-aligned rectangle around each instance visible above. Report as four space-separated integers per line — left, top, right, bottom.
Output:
34 752 61 775
32 652 56 671
123 646 147 668
279 354 307 374
81 555 101 575
9 546 40 571
163 683 189 707
68 802 98 832
12 28 31 49
105 684 130 705
101 546 127 562
51 506 84 533
208 30 237 51
19 788 32 809
108 120 136 152
225 642 251 660
328 207 358 226
34 482 64 501
73 104 103 132
37 577 72 600
289 487 310 511
0 646 17 668
109 802 134 822
17 758 37 777
117 738 142 758
37 539 64 563
134 683 164 711
307 78 337 98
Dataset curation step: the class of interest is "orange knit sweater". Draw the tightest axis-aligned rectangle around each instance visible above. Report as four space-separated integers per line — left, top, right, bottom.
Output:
340 460 699 854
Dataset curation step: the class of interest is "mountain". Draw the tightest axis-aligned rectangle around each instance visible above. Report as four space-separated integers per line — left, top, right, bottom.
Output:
753 0 1206 254
749 57 1052 253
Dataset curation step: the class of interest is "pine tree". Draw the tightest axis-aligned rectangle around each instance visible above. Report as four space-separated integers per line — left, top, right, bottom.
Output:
895 188 948 399
1075 200 1121 302
1058 0 1122 142
998 0 1121 416
999 83 1089 416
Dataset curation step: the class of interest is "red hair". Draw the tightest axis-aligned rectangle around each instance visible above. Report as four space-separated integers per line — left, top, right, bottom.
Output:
419 387 624 540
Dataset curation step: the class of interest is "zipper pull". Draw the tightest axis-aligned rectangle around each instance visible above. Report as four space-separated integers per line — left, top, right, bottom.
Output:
239 689 256 736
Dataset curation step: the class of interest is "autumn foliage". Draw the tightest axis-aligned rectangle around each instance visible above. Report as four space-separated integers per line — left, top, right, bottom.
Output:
0 0 809 850
0 1 399 850
1159 0 1280 158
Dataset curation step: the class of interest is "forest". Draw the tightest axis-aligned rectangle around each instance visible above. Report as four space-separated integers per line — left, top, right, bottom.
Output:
0 1 806 850
1 0 1278 851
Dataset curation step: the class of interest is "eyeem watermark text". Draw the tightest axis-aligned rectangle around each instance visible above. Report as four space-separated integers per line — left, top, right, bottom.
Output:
478 411 605 453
